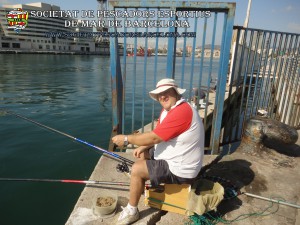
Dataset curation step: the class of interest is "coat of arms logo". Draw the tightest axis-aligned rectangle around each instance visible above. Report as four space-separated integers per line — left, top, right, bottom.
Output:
6 8 29 33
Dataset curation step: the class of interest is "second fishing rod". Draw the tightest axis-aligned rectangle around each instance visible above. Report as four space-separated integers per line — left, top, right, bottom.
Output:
2 109 134 170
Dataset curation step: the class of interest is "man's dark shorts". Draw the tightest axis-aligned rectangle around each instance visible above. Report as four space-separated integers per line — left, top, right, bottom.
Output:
146 148 195 187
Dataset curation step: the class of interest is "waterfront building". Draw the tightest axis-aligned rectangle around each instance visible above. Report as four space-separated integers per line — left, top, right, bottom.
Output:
0 2 95 53
203 49 221 58
195 47 221 58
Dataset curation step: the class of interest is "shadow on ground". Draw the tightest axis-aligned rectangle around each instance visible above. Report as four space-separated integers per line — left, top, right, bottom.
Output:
202 159 255 215
263 139 300 157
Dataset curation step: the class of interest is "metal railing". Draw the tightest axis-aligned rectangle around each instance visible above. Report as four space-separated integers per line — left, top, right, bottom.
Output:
224 27 300 147
108 1 236 154
109 1 299 154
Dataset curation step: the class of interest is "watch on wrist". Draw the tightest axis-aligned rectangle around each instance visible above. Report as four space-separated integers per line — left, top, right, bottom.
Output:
124 136 128 146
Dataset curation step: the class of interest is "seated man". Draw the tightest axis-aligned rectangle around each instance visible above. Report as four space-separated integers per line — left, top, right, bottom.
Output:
112 78 205 225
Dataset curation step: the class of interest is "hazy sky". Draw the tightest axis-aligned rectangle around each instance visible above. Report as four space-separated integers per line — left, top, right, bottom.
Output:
1 0 299 34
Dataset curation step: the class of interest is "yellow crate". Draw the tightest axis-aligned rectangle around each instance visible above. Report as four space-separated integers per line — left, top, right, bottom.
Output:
144 184 191 215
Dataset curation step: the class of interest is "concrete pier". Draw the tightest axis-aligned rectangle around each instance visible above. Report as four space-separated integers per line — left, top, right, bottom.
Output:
65 153 217 225
66 130 300 224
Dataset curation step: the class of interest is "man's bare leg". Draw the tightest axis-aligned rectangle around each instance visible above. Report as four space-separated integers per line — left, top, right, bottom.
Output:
129 160 150 206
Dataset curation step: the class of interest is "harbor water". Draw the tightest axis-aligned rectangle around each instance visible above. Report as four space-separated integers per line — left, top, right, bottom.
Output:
0 54 112 225
0 54 219 225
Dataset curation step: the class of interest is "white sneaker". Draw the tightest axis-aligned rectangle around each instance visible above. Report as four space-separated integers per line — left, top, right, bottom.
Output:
116 206 139 225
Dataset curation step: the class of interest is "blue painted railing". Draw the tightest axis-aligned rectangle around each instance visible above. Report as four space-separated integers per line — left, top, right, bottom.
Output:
108 1 300 155
109 0 241 153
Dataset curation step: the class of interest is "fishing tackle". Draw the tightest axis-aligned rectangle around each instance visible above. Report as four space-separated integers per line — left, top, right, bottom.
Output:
202 175 300 209
2 109 134 172
116 162 130 173
0 178 131 186
0 178 152 189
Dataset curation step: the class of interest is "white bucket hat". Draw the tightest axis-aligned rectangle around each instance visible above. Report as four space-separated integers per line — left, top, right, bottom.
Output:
149 78 186 101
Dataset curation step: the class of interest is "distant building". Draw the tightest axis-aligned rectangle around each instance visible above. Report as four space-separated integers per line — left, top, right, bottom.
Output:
186 45 193 54
0 2 96 53
182 46 221 58
203 49 221 58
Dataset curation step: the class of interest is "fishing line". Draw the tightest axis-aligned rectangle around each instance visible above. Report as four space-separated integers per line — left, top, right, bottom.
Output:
1 109 134 167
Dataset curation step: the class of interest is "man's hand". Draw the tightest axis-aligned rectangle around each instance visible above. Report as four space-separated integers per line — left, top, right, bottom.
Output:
133 146 151 159
112 131 162 148
112 134 126 147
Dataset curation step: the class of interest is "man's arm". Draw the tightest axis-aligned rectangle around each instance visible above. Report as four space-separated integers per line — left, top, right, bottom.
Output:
112 131 162 147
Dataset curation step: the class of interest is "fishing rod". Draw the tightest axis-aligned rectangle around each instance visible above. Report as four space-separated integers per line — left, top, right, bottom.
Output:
2 110 134 168
243 192 300 209
0 178 131 186
0 178 152 188
202 175 300 209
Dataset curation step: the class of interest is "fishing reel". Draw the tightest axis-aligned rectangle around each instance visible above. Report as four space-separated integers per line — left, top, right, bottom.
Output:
116 162 130 174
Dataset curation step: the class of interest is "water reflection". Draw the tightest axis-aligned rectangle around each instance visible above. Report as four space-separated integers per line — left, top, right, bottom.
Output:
0 54 113 225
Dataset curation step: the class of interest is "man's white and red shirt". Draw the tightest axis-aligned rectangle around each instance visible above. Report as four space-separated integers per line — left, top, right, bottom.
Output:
153 99 204 179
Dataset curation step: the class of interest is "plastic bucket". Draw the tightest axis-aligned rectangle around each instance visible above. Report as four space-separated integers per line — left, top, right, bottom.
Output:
92 190 118 218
